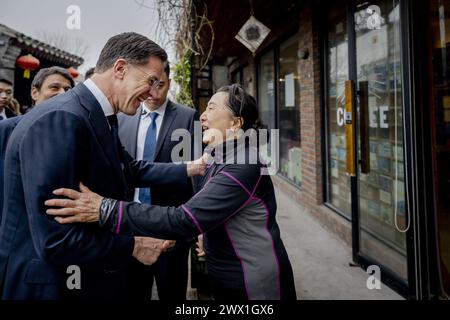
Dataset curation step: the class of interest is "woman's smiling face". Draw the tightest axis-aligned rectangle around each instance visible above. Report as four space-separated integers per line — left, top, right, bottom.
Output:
200 91 236 146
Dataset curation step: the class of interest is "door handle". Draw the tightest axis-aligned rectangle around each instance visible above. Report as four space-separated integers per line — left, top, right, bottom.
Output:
345 80 356 176
358 81 370 174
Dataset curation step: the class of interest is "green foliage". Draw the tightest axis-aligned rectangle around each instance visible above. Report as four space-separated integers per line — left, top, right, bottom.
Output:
173 50 194 107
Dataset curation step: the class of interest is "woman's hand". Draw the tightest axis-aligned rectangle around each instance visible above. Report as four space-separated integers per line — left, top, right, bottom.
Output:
186 153 209 177
162 240 177 250
45 182 102 224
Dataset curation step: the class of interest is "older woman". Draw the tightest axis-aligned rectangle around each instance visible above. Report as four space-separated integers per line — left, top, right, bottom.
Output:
46 84 297 300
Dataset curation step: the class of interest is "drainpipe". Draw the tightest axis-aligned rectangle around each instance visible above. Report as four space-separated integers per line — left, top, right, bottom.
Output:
190 0 197 109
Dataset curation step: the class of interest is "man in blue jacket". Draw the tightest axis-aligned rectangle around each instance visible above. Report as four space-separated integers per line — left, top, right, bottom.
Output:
0 66 75 225
0 32 204 300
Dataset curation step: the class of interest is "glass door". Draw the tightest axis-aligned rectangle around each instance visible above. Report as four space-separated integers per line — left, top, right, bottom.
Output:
325 0 410 293
353 0 408 281
429 0 450 297
325 1 352 219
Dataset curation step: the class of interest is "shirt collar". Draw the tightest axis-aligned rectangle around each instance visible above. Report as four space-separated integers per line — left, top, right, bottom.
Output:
0 108 6 119
83 78 115 117
141 98 168 119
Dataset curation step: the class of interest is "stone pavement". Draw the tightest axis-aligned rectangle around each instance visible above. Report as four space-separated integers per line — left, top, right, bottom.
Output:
179 186 404 300
274 187 403 300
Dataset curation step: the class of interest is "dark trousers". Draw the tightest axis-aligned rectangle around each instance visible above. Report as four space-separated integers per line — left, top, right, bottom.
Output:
126 242 191 300
153 243 191 300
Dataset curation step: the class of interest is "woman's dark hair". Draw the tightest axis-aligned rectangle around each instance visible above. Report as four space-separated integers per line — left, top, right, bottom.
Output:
216 83 263 131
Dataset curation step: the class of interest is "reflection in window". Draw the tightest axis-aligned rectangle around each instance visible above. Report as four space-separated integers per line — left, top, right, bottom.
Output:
326 6 351 218
355 0 407 280
258 51 275 130
278 35 301 186
257 35 301 187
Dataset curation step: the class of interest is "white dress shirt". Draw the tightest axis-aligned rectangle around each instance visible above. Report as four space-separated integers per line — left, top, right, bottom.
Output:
83 78 114 118
133 99 168 202
0 108 8 119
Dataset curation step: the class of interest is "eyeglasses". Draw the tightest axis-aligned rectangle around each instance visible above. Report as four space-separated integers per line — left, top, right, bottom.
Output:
128 64 164 91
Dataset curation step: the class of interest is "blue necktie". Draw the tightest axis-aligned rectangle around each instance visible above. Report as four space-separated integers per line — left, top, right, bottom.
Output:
139 112 158 204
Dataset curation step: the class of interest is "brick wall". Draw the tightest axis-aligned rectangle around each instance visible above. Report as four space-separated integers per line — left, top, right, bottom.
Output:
298 5 323 206
272 3 353 247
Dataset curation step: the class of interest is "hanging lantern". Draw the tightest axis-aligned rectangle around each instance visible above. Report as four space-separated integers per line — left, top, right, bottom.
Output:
67 67 79 78
16 54 40 79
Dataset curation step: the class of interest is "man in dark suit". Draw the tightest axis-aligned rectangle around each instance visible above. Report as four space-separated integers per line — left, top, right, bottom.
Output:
118 62 199 300
0 67 75 226
0 32 204 300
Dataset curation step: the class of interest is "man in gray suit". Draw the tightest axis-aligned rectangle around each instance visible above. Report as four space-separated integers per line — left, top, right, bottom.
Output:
118 62 199 300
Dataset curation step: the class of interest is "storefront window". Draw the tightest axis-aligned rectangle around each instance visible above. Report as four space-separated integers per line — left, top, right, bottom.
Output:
258 50 276 130
231 70 241 85
325 0 407 280
355 0 407 280
278 35 301 186
326 7 352 218
243 65 251 92
257 35 301 187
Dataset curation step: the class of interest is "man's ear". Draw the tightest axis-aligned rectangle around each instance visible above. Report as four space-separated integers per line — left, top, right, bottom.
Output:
112 59 127 80
30 87 39 103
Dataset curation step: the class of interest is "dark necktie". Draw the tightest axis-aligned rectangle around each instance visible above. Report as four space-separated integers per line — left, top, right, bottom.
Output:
107 114 122 160
107 114 134 201
139 112 158 204
107 114 119 142
107 114 118 128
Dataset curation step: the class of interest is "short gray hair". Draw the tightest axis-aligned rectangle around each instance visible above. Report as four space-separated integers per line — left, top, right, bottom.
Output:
31 66 75 91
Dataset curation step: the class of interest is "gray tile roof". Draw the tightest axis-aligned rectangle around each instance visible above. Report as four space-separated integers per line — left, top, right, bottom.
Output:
0 24 84 67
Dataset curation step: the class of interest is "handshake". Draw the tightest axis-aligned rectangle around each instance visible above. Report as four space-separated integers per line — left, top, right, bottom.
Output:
132 236 176 265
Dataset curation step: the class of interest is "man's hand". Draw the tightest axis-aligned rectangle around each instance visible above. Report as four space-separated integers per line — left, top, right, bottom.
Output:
186 153 208 177
162 240 176 251
195 234 205 257
132 236 165 265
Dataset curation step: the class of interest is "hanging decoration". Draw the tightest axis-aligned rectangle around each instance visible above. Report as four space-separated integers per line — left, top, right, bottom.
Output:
235 0 270 55
67 67 79 78
16 54 40 79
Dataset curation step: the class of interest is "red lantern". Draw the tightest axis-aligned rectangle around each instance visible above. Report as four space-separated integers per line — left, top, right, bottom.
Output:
16 54 40 79
67 67 79 78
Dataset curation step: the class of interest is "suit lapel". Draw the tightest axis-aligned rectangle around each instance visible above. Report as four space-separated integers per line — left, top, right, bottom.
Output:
123 106 142 159
154 100 176 160
73 84 129 191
